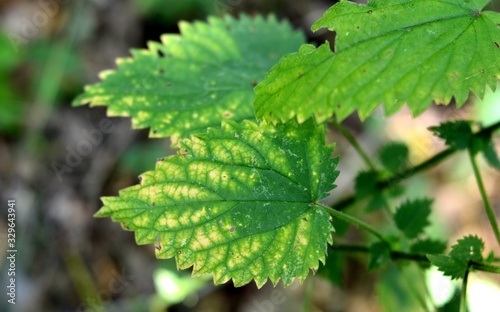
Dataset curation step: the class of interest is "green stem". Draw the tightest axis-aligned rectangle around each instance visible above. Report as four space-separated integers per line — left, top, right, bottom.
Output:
471 261 500 274
468 148 500 248
331 120 500 212
329 244 500 274
332 121 377 171
460 263 471 312
329 243 429 264
319 204 388 243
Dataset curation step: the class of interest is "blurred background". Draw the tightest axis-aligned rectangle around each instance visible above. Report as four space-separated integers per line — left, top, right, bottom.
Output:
1 0 500 311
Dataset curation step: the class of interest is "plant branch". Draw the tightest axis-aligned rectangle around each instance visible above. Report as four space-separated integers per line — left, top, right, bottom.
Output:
329 243 430 264
329 244 500 274
331 120 500 211
319 204 388 244
332 121 377 171
468 148 500 248
471 261 500 274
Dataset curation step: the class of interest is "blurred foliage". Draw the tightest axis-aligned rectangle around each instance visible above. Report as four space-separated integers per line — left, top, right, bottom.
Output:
0 33 23 134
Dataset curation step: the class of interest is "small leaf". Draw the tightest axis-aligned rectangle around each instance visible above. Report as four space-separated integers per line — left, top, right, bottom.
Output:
369 241 391 270
481 139 500 170
427 255 467 280
366 193 387 212
355 171 379 198
379 142 409 173
429 121 473 150
428 235 485 280
74 15 304 145
449 235 484 262
254 0 500 123
393 199 432 239
95 119 339 287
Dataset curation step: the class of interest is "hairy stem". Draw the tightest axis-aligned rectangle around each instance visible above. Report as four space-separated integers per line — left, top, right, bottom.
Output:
468 148 500 248
332 121 376 171
319 204 388 243
331 120 500 211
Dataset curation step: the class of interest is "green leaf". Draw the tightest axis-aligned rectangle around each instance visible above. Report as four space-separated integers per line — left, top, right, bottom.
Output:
95 119 339 287
393 199 432 239
449 235 484 262
427 255 467 280
429 121 473 150
411 238 447 269
481 138 500 169
74 15 304 144
254 0 500 123
355 171 387 211
428 235 484 279
355 171 379 198
379 142 409 173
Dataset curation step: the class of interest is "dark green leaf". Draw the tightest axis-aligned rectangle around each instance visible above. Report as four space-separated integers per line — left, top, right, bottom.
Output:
449 235 484 262
481 139 500 170
394 199 432 239
428 235 484 280
379 142 409 173
429 121 473 150
355 171 379 198
427 255 467 280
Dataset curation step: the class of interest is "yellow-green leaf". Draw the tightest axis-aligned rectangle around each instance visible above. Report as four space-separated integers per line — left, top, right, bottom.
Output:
96 119 339 287
255 0 500 123
74 15 304 144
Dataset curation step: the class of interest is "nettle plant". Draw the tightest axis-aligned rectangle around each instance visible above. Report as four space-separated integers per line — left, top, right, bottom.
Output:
74 0 500 310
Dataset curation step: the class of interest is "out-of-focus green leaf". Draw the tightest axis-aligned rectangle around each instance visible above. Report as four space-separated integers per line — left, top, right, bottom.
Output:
394 199 432 239
379 142 409 173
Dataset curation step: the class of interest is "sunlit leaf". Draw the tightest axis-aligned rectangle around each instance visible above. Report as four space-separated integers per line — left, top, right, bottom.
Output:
74 15 304 144
95 119 339 287
255 0 500 123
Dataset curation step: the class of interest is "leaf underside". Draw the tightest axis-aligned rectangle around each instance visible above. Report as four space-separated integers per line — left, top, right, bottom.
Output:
73 15 304 145
96 119 339 287
254 0 500 123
